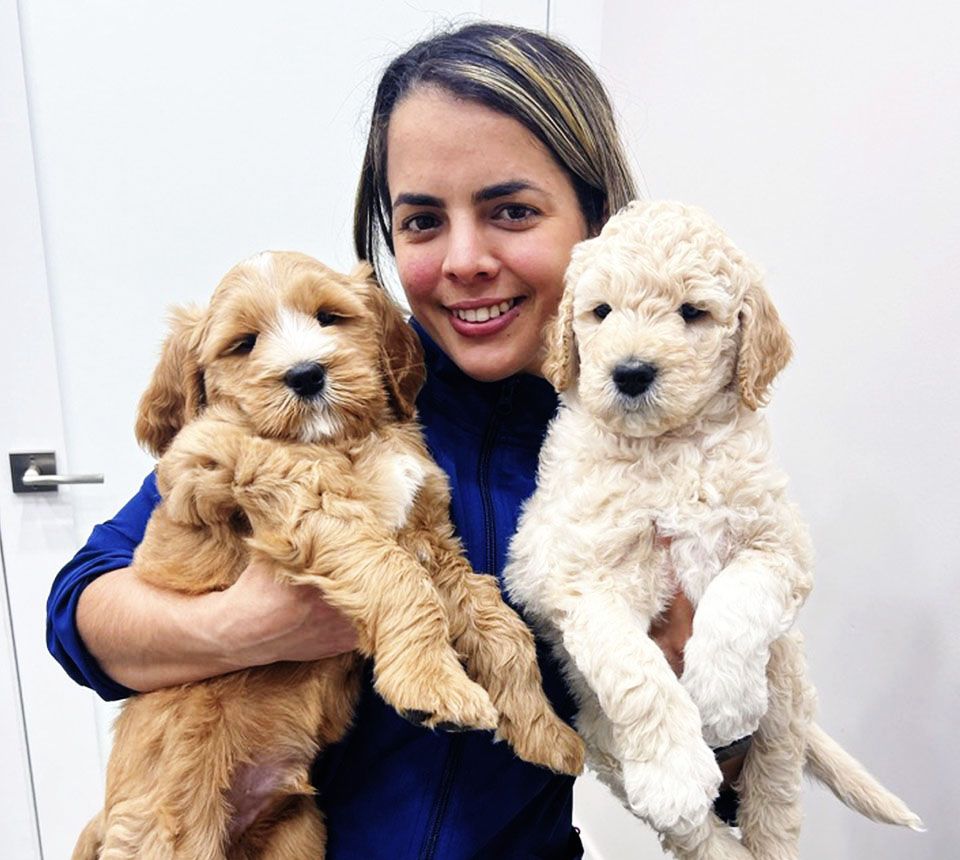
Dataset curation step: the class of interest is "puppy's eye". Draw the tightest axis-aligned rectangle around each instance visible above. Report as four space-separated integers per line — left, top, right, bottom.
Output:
316 310 342 327
593 303 612 320
679 304 707 322
229 334 257 355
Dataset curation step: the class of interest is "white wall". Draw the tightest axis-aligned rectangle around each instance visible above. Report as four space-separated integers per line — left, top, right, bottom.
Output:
571 1 959 857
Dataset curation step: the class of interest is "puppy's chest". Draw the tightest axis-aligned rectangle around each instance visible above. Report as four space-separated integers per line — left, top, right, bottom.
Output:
349 445 433 532
561 451 755 607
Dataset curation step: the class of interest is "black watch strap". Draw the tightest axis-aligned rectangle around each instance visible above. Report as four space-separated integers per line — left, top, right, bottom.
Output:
712 735 753 764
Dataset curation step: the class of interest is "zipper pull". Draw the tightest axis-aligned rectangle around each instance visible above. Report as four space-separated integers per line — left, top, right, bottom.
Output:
496 377 518 417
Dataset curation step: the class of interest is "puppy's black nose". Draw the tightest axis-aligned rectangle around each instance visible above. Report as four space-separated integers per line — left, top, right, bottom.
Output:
612 361 657 397
285 362 326 399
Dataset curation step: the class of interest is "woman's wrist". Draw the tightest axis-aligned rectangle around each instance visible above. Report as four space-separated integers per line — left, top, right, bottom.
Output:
178 588 249 676
201 586 280 673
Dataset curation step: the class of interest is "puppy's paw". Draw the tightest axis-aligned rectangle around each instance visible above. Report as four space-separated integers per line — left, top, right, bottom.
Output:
622 740 722 834
499 711 585 775
162 465 237 525
682 639 769 748
379 662 499 733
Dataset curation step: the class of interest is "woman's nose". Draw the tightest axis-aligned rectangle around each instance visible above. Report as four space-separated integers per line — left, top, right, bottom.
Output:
441 218 499 283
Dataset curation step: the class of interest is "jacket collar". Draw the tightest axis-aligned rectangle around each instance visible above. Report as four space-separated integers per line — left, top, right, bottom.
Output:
411 318 558 445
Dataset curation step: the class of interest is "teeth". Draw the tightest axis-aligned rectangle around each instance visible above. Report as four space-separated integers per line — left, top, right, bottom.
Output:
454 299 515 322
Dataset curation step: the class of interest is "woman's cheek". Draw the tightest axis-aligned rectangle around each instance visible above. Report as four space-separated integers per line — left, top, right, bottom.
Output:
395 248 440 300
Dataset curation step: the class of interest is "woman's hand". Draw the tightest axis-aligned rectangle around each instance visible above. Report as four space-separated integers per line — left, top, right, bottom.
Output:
648 587 695 677
211 558 358 669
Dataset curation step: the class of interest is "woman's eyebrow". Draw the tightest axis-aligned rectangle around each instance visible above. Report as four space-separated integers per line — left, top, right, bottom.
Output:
473 180 544 203
392 192 443 210
392 181 548 211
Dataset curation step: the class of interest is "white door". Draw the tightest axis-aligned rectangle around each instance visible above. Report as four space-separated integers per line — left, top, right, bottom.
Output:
4 2 550 856
2 1 105 857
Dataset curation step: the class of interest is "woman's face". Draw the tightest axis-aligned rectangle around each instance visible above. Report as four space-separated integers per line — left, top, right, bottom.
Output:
387 88 588 382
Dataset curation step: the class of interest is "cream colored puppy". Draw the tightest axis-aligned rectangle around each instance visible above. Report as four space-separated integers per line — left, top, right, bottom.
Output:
505 202 921 858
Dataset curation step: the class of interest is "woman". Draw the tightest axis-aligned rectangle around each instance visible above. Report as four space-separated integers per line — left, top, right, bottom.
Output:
47 22 733 858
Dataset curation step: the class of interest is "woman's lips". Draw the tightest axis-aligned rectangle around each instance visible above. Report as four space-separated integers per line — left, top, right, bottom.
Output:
447 297 525 337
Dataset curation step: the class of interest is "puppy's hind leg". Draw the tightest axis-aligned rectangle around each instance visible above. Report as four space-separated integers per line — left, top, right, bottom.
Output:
660 815 753 860
98 797 179 860
575 691 750 860
232 796 325 860
737 634 812 860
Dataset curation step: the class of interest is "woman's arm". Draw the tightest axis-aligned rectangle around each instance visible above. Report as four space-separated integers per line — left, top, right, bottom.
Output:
76 558 358 692
47 472 356 696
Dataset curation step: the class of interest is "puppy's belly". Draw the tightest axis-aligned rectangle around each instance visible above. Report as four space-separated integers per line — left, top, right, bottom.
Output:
225 757 305 841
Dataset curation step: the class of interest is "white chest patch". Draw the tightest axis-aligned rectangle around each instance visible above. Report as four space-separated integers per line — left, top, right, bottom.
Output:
379 453 427 530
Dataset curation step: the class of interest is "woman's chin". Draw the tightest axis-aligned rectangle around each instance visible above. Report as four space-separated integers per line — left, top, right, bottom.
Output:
453 349 536 383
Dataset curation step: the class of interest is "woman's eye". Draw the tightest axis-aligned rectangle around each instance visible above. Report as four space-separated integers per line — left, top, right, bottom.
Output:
400 213 440 233
494 204 537 224
230 334 257 355
316 310 342 327
593 303 612 320
679 303 707 322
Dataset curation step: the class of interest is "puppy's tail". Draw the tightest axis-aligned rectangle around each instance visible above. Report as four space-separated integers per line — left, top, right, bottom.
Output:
72 810 103 860
805 722 924 831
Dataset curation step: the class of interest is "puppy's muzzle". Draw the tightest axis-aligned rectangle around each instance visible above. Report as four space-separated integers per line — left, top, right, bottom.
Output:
612 360 657 398
285 362 326 400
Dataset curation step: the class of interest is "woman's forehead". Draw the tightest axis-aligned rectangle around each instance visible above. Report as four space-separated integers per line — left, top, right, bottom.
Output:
385 88 571 198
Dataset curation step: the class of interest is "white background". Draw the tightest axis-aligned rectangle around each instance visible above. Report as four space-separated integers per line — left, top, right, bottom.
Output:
2 1 956 857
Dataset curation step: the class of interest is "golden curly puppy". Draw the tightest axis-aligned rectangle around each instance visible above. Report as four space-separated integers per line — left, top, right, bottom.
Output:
504 202 920 859
74 252 583 860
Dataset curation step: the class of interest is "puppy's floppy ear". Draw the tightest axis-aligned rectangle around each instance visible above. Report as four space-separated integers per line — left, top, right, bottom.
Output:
135 305 206 458
542 283 578 392
736 275 793 410
356 267 426 421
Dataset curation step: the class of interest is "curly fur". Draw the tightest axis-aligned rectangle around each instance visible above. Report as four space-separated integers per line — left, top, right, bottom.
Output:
504 202 921 858
74 252 584 859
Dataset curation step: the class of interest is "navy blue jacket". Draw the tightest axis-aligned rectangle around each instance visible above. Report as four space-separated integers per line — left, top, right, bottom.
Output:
47 320 583 859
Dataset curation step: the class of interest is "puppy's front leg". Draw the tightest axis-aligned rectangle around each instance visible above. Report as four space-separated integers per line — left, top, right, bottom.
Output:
557 589 721 833
249 517 499 734
680 547 811 748
419 541 585 775
156 417 261 526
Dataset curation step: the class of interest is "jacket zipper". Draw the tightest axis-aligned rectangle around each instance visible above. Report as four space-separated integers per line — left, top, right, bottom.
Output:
420 733 464 860
420 381 515 860
478 379 515 574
